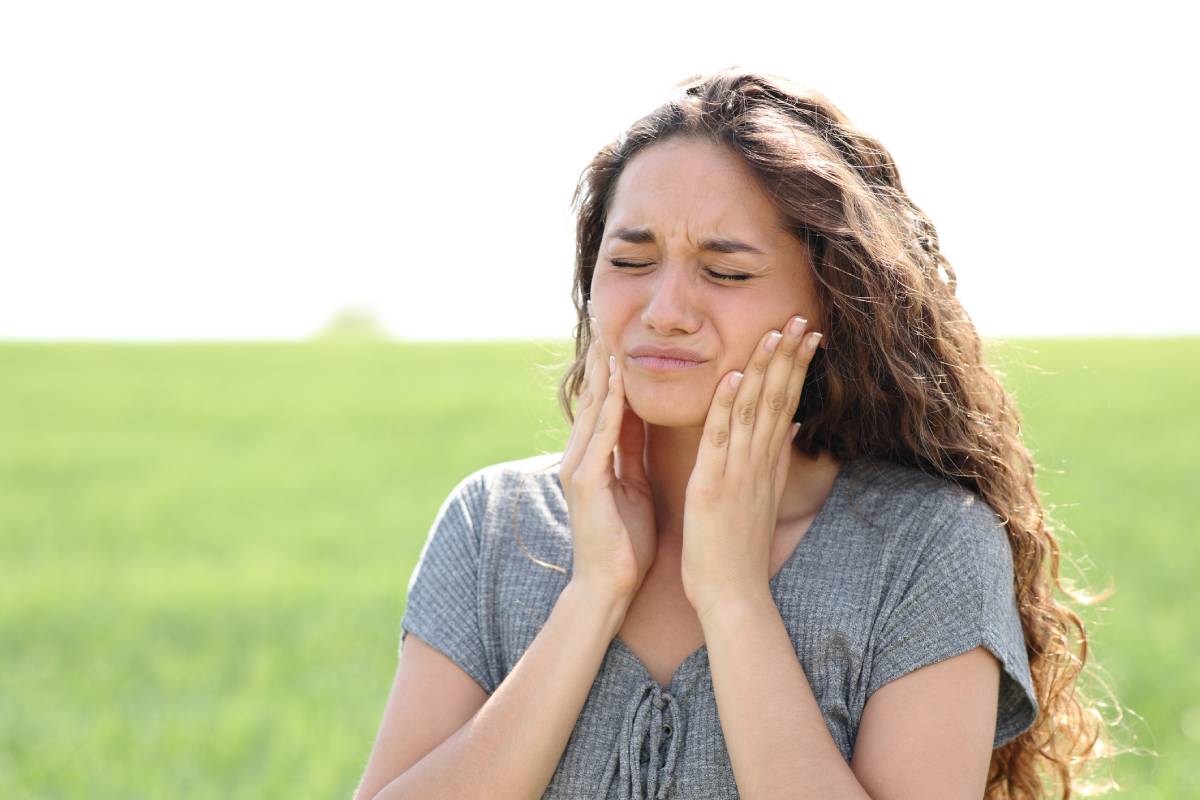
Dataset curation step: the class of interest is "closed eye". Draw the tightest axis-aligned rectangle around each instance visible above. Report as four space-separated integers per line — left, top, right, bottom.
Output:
609 260 752 282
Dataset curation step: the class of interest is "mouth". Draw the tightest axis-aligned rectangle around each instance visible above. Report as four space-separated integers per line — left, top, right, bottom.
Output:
629 355 705 372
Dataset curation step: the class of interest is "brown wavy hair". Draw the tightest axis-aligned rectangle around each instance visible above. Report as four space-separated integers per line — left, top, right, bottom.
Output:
550 67 1128 798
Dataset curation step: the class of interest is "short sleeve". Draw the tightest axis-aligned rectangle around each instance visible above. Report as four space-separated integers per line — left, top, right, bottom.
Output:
399 470 496 695
867 492 1039 748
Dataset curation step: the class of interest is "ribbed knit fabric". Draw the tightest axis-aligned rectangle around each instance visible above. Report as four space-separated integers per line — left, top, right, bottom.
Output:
400 452 1038 799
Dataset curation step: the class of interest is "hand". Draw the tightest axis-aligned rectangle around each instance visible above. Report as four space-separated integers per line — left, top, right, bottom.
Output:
679 314 822 619
557 308 658 603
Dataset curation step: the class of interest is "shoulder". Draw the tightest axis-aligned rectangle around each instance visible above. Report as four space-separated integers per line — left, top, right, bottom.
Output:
843 457 1009 564
458 451 565 502
436 452 568 538
443 451 564 501
847 457 994 519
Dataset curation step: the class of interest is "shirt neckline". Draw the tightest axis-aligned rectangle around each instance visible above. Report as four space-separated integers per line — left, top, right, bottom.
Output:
607 455 857 694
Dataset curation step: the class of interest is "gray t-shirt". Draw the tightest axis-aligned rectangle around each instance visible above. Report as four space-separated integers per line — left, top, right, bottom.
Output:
399 452 1038 799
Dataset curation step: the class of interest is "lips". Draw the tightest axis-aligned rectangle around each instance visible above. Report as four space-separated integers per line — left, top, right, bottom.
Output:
628 345 707 362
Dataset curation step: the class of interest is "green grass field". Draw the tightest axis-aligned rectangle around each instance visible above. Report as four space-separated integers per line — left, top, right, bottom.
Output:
2 337 1196 798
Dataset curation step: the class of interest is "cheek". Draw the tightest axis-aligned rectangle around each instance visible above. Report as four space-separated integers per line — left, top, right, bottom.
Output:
721 331 763 371
586 277 623 317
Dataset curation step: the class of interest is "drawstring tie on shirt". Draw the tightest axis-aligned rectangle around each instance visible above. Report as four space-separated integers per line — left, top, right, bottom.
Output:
596 679 683 799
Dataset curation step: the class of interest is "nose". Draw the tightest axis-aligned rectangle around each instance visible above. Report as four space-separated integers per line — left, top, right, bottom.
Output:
640 261 700 336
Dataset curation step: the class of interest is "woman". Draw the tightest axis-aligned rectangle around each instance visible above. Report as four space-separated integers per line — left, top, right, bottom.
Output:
356 68 1117 799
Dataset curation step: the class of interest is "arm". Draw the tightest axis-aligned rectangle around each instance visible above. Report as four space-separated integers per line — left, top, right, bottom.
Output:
700 587 872 799
850 645 999 799
368 580 630 800
700 587 998 800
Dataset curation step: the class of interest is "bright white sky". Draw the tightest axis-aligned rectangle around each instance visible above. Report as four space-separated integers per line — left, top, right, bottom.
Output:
1 1 1195 341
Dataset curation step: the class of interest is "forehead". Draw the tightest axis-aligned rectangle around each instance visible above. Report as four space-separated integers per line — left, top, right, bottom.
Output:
605 137 790 245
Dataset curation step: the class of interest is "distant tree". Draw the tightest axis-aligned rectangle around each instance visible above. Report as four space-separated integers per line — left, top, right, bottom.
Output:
313 305 391 341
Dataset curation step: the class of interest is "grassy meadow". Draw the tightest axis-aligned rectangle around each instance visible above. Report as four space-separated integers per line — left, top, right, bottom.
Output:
1 336 1196 798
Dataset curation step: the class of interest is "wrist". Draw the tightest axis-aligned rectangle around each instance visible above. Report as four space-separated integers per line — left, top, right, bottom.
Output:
693 582 776 630
563 579 634 636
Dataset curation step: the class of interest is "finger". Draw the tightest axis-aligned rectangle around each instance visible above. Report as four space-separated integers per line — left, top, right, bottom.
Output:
614 403 648 486
755 315 807 461
564 324 608 478
768 328 820 459
751 315 807 462
579 355 626 484
563 335 598 465
727 326 783 478
566 334 598 431
773 422 800 508
694 368 743 484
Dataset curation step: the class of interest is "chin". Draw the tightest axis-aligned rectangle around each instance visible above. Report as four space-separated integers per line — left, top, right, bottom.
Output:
626 386 710 428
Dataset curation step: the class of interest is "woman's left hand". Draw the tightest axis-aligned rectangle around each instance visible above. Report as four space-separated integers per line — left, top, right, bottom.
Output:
680 314 822 619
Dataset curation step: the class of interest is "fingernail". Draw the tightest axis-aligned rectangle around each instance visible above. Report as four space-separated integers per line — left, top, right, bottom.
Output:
806 331 823 352
730 371 744 390
788 316 807 336
609 355 616 375
764 331 782 352
791 422 801 439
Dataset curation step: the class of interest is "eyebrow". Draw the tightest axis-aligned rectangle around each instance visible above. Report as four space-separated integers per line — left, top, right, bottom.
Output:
607 226 767 256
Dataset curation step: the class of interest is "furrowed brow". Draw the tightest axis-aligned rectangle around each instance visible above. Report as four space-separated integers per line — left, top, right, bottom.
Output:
608 226 766 256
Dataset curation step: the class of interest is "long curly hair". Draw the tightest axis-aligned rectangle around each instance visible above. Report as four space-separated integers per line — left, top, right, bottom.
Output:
551 67 1125 798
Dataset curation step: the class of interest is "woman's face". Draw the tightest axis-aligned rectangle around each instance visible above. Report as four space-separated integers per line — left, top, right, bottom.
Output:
590 135 823 428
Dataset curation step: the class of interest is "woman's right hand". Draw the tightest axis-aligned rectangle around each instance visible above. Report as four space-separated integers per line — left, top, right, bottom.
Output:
558 311 658 604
